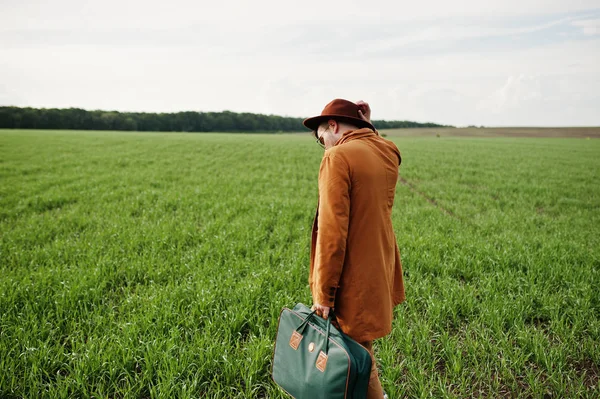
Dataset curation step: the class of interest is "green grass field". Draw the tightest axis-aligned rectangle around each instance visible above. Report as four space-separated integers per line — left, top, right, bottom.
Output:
1 129 599 398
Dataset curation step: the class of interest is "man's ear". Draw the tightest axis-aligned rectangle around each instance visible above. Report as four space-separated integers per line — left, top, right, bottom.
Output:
328 119 338 134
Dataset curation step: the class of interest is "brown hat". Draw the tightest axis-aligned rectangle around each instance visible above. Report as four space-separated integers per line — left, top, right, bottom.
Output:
303 98 375 133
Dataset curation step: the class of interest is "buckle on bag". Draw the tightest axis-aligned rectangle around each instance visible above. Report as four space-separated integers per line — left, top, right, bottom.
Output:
289 331 303 350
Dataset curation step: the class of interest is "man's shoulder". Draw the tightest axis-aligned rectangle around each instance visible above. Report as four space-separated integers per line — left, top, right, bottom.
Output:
328 135 381 158
329 135 401 167
324 144 351 159
328 138 368 155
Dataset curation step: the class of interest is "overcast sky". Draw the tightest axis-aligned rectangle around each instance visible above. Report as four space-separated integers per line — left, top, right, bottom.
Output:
1 0 599 127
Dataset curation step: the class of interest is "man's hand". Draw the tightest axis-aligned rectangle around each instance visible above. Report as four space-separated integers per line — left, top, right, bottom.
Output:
311 304 331 320
356 100 371 124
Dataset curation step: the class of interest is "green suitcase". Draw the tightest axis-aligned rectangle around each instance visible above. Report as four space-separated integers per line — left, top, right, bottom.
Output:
272 303 372 398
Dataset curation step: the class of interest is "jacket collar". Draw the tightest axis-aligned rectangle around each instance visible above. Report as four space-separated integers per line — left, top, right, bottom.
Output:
332 127 402 165
334 128 376 147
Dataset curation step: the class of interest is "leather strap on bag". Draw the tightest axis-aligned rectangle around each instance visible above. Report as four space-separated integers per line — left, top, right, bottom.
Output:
293 310 334 356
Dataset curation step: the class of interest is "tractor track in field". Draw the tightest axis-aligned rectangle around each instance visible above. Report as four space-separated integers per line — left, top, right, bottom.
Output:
398 176 460 220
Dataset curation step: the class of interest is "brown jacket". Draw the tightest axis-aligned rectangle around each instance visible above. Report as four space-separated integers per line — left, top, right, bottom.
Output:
309 128 405 342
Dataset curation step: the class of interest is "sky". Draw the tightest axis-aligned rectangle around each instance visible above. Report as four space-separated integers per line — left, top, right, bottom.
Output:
1 0 599 127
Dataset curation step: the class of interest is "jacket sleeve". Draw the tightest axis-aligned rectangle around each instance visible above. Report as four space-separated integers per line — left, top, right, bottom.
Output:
313 151 351 307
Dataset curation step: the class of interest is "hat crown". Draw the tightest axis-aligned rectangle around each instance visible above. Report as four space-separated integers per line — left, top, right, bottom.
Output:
303 98 375 132
321 99 360 119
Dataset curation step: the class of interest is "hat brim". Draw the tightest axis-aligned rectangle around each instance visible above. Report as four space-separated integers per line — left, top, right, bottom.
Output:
303 114 375 133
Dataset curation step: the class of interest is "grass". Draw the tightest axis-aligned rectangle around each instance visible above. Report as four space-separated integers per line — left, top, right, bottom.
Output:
383 126 600 138
0 129 598 398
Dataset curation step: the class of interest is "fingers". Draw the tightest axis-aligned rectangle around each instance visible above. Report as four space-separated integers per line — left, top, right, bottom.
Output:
357 109 368 122
310 304 330 319
356 100 371 123
356 100 370 111
315 309 328 319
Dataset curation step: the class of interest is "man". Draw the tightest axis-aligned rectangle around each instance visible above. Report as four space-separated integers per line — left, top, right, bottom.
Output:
303 99 405 399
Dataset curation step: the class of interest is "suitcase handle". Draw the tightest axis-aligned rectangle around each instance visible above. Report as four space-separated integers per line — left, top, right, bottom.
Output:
295 310 333 355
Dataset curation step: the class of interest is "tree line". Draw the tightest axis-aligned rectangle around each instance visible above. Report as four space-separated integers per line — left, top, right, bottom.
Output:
0 106 452 133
